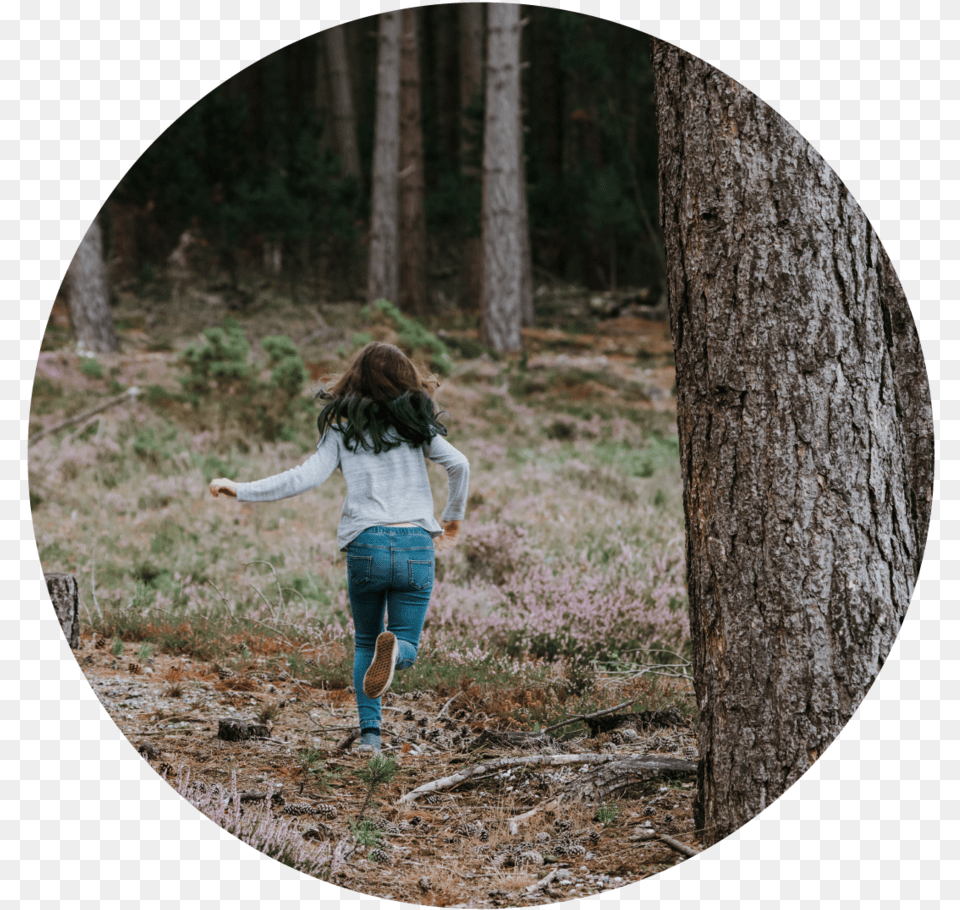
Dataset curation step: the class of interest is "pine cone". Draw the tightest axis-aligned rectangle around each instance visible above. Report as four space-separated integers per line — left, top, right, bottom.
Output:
535 832 552 844
403 708 415 721
417 716 429 728
418 877 432 892
424 794 442 805
554 818 572 831
281 803 316 817
369 848 392 865
586 831 601 846
314 804 339 820
515 850 544 867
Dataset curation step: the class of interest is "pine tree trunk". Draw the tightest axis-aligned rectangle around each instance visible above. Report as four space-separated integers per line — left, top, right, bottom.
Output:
459 3 485 311
459 2 484 176
480 5 527 353
399 8 427 316
653 41 934 847
66 216 118 354
367 12 402 306
325 25 362 182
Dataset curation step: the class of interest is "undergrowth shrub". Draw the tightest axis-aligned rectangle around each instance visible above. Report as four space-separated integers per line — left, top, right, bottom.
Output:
178 318 308 441
365 299 452 375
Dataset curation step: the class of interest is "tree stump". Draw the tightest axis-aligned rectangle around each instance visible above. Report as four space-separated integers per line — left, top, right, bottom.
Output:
44 573 80 650
217 719 271 742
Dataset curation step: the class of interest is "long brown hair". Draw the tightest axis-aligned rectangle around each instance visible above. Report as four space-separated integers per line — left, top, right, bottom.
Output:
316 342 447 453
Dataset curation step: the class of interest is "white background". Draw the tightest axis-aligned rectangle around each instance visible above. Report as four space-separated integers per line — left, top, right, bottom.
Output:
4 1 956 906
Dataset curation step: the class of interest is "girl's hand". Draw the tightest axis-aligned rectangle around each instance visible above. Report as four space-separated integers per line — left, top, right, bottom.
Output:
209 478 238 499
434 520 460 551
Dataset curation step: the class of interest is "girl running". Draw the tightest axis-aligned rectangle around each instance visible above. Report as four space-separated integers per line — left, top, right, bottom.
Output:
208 342 469 754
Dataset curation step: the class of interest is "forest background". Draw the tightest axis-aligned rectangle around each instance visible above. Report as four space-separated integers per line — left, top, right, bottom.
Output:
31 6 691 756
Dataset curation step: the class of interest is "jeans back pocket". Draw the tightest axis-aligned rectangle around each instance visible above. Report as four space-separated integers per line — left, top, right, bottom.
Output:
407 558 434 590
347 554 373 587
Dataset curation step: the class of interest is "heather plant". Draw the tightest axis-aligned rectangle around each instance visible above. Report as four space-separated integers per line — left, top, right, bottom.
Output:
170 767 350 878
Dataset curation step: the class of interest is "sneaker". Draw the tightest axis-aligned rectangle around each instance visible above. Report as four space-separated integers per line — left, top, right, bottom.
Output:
363 631 399 699
356 731 381 754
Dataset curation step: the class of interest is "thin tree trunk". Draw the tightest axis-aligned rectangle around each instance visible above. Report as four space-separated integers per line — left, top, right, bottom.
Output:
312 32 335 161
399 8 427 315
66 216 118 354
653 41 933 847
325 25 362 182
518 26 534 329
458 4 485 311
480 5 526 353
367 12 402 305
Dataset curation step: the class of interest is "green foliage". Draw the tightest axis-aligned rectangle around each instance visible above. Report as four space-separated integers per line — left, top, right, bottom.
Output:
349 819 382 849
594 803 620 826
179 319 251 399
80 358 103 379
137 642 154 662
369 299 452 375
177 320 307 441
110 637 124 657
294 748 341 795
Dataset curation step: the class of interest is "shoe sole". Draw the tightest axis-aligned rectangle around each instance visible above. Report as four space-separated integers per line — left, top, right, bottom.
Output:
363 632 398 699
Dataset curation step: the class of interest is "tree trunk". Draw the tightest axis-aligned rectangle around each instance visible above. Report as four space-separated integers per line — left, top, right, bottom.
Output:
65 216 118 354
480 5 527 353
653 42 934 847
324 25 362 182
367 12 402 305
44 573 80 650
399 9 427 316
459 2 484 176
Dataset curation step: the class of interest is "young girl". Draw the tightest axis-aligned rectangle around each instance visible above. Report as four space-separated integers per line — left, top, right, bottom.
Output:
208 342 469 754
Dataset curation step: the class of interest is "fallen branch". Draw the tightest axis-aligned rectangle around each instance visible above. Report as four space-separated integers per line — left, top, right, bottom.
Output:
336 728 361 751
541 698 637 735
398 752 689 804
29 386 140 444
526 869 558 893
655 832 700 858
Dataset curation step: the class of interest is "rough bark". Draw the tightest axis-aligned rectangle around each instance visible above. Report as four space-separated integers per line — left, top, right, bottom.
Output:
480 4 527 353
653 41 934 846
469 730 559 752
218 719 271 742
559 756 697 804
65 216 118 354
44 573 80 650
399 9 427 315
324 25 362 181
367 12 402 305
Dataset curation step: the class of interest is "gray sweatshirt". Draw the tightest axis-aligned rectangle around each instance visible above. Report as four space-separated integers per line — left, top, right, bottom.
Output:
236 430 470 551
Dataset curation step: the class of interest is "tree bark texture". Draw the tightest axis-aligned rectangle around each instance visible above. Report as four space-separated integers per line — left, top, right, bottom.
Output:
653 42 934 847
66 217 118 354
459 2 485 177
480 4 528 353
399 9 427 315
324 25 362 181
367 12 402 305
44 573 80 650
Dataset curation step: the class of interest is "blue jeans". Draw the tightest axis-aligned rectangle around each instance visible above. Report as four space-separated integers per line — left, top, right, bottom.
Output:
346 526 435 731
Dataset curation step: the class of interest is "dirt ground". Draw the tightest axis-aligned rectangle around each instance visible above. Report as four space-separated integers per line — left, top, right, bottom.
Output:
77 626 700 906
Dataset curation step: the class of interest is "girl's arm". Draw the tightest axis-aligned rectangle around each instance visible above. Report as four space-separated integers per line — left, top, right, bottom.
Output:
424 435 470 528
210 432 341 503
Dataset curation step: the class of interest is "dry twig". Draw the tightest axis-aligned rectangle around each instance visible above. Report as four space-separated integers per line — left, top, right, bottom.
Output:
541 698 637 734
